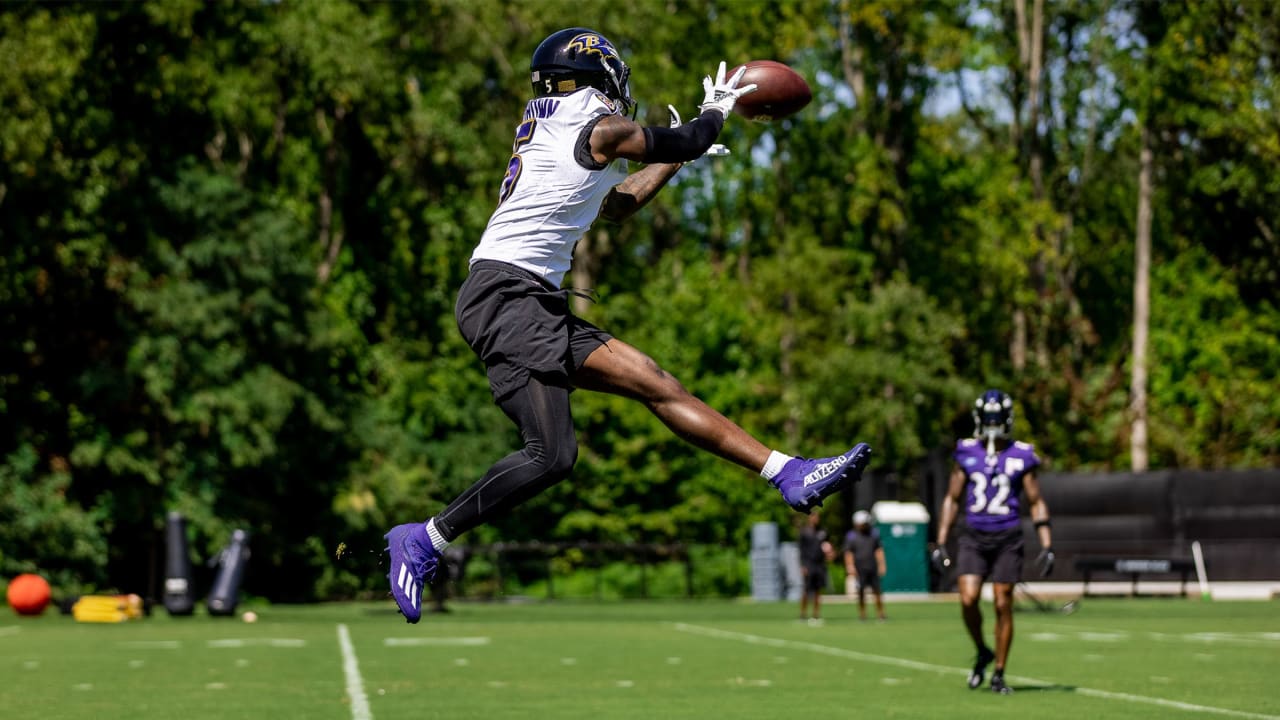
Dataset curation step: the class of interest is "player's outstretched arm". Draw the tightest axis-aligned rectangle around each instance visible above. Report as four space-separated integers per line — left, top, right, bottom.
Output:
590 61 755 166
595 62 756 223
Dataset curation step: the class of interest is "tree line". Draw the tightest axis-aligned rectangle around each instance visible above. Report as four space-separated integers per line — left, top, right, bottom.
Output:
1 0 1276 600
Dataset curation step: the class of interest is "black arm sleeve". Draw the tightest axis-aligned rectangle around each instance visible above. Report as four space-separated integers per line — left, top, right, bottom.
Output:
640 110 725 164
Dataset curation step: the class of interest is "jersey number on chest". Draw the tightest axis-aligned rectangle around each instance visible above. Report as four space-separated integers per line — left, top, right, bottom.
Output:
968 472 1011 515
967 457 1024 515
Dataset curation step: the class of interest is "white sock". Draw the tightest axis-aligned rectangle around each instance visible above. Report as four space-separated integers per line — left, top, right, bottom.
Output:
424 518 450 552
759 450 794 481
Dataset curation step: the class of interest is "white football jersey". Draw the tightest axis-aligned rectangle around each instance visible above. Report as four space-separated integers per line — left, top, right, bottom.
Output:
470 88 629 287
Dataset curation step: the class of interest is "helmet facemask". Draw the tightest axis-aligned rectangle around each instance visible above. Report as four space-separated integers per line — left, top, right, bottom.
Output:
597 55 635 117
972 390 1014 457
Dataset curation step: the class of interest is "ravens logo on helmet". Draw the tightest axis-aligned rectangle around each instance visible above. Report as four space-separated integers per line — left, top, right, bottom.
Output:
531 28 634 116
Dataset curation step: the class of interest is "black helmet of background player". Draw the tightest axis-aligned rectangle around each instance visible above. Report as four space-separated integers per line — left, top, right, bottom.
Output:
531 28 634 116
973 389 1014 440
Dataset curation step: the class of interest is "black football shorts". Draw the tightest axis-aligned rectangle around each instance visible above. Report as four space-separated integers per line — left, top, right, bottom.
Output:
804 566 829 593
956 527 1025 584
456 260 612 401
856 571 882 594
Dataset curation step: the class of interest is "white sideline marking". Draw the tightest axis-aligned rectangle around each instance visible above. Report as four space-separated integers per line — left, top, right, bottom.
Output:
673 623 1280 720
337 624 372 720
383 636 490 647
119 640 181 649
1030 620 1280 648
1157 631 1280 648
208 638 305 648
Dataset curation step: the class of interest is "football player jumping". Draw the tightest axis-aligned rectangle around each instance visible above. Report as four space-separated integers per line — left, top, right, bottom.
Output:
933 390 1054 694
383 28 873 623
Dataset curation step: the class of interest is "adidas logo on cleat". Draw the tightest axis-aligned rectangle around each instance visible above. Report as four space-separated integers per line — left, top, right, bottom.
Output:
396 563 419 611
803 455 849 487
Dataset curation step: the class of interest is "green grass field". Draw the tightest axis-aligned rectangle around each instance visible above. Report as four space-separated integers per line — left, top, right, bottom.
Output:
3 596 1277 719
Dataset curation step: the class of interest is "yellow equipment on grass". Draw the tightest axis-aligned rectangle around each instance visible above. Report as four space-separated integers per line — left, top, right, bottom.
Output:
72 594 144 623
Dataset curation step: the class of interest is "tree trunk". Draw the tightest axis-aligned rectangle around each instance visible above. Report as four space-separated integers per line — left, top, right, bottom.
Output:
1130 126 1153 471
1025 0 1045 200
1012 0 1047 370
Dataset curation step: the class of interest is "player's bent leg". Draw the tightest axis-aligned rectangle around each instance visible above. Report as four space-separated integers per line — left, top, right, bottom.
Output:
575 339 771 470
435 375 577 538
575 338 872 513
385 376 576 622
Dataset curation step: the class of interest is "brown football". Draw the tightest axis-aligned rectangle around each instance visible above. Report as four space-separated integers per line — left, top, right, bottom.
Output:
729 60 812 121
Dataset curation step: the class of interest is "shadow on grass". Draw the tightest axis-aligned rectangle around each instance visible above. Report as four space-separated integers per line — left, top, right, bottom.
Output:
1011 684 1078 693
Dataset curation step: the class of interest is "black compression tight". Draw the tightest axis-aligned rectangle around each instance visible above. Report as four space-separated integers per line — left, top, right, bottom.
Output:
433 375 577 542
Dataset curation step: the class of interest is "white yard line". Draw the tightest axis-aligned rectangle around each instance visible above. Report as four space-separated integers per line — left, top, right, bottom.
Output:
337 624 372 720
672 623 1280 720
117 640 182 649
1025 619 1280 648
208 638 307 648
383 636 490 647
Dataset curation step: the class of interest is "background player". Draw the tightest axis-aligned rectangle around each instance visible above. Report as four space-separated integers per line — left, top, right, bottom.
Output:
932 389 1054 694
383 28 872 623
843 510 887 621
797 511 833 623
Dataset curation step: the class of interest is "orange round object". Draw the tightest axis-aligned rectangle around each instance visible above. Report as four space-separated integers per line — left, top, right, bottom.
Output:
7 573 52 616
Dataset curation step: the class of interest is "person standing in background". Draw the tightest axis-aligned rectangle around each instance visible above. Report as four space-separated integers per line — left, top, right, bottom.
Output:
797 511 833 624
843 510 887 621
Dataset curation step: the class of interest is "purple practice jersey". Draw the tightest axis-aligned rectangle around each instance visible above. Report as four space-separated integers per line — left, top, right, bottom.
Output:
953 438 1041 532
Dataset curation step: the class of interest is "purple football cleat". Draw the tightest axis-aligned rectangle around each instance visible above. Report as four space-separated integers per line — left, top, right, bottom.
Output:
771 443 872 513
384 522 441 624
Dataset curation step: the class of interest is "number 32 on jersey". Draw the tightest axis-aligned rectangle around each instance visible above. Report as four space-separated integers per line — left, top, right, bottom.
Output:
968 457 1024 515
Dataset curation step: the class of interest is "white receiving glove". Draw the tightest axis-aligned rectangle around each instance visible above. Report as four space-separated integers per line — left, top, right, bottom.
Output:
667 105 730 157
698 61 757 118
